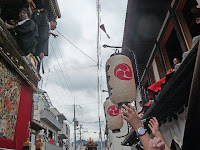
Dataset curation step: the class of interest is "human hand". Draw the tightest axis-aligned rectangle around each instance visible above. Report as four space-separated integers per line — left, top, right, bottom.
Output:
149 137 165 150
51 33 58 38
148 117 160 136
120 103 143 131
39 52 44 60
5 22 14 29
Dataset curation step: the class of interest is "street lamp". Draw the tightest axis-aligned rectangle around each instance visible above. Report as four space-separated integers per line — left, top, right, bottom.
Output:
102 44 122 49
102 44 121 53
102 90 108 92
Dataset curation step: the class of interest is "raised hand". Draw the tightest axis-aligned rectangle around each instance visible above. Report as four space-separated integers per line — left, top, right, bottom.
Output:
149 137 165 150
120 103 143 131
148 117 160 136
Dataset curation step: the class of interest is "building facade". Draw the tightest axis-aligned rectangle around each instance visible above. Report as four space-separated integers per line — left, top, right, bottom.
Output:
31 89 70 150
0 0 62 149
121 0 200 149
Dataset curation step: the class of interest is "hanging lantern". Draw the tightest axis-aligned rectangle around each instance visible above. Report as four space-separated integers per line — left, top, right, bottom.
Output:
105 53 136 107
104 97 123 133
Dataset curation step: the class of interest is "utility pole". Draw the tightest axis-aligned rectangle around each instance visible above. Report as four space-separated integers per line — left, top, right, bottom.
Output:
99 116 103 150
96 0 103 150
74 104 76 150
79 124 83 150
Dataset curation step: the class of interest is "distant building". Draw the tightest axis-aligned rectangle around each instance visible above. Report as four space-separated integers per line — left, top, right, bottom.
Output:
31 89 70 150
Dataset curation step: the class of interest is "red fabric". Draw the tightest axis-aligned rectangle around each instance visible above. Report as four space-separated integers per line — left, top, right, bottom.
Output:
14 82 33 150
148 70 175 93
144 101 151 107
0 138 15 149
148 77 166 92
0 82 33 149
50 138 54 144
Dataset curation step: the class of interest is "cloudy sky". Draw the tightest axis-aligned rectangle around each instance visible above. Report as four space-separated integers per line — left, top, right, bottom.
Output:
39 0 128 142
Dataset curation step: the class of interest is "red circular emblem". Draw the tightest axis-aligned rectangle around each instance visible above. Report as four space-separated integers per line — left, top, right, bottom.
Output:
107 105 119 116
114 63 133 80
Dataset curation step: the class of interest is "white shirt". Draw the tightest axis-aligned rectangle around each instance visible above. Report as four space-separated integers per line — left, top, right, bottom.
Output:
18 19 29 26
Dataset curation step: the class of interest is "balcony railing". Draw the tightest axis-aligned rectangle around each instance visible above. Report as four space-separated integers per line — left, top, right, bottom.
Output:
40 109 62 131
58 123 68 139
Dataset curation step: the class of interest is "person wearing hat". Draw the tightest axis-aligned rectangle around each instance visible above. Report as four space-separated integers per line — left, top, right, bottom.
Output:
5 8 38 55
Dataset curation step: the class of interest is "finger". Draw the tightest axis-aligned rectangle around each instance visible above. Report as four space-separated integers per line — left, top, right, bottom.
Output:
151 118 156 124
120 113 128 121
122 104 130 111
128 103 135 111
128 103 137 115
148 124 153 130
149 120 155 127
122 110 130 117
157 141 165 149
149 139 153 148
152 138 157 147
153 117 158 124
154 137 162 145
121 108 129 117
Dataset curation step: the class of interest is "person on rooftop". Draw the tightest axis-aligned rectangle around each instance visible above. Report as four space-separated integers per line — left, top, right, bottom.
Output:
4 8 38 55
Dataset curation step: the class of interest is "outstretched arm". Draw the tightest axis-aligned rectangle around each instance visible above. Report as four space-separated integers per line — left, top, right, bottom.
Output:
121 103 151 150
148 117 171 150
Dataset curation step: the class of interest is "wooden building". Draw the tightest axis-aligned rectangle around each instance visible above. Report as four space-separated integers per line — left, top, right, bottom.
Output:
121 0 200 149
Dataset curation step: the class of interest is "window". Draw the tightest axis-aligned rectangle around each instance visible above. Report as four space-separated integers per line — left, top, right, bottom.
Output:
141 73 150 100
154 51 166 79
160 21 183 71
48 129 55 140
176 0 200 50
148 64 156 84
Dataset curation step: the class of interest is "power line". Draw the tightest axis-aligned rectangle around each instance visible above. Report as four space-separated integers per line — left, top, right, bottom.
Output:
45 65 97 73
54 37 80 104
49 42 74 102
55 29 104 69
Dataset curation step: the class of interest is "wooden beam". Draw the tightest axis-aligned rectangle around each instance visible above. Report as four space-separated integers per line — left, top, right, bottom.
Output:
170 9 188 52
176 12 192 50
176 0 187 11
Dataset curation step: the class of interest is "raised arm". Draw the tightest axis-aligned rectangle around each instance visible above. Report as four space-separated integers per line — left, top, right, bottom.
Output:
121 103 151 150
148 117 171 150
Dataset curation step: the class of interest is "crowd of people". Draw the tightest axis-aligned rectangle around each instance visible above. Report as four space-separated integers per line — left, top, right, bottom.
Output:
4 7 57 74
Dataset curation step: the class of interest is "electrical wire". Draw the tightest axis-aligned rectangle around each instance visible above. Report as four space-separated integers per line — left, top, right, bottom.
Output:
54 37 80 104
45 65 97 73
55 29 105 69
49 42 74 102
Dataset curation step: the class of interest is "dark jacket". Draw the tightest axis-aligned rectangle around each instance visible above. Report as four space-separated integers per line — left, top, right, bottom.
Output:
14 19 38 55
31 11 49 56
